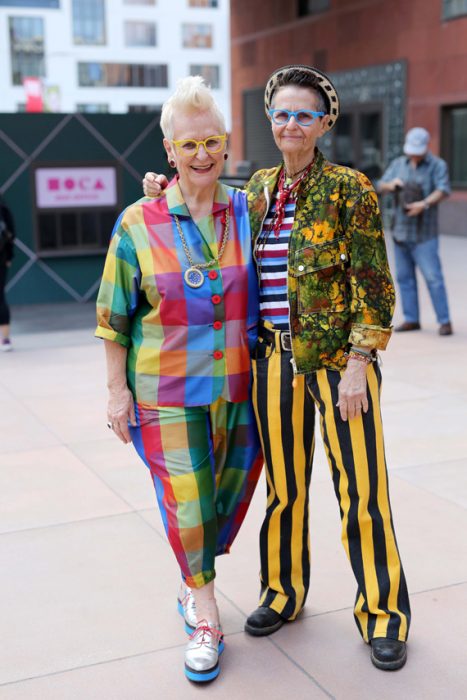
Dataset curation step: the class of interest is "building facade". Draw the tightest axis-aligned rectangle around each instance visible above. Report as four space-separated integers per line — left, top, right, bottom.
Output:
230 0 467 234
0 0 232 305
0 0 231 126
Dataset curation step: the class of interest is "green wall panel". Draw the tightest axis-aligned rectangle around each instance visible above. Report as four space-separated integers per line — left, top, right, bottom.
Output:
0 112 167 305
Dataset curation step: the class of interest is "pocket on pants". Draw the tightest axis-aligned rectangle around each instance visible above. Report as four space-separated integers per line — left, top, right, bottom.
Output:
253 336 273 360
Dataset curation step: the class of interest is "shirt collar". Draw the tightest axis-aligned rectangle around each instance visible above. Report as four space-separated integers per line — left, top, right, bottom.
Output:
166 176 230 217
404 151 431 166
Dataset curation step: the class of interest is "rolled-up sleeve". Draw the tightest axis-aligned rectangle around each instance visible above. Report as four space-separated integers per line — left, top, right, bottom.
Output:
95 212 140 347
346 190 395 350
433 158 451 195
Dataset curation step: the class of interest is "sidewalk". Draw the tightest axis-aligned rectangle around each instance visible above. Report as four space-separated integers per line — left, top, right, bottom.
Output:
1 235 466 700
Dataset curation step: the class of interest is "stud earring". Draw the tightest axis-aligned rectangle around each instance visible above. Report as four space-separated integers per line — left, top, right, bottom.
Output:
169 158 176 168
223 153 228 161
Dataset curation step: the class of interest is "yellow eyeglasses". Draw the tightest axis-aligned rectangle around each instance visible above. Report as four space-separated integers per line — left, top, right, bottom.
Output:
171 134 227 157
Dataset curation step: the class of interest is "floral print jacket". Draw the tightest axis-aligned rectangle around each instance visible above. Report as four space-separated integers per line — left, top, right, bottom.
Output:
245 149 395 374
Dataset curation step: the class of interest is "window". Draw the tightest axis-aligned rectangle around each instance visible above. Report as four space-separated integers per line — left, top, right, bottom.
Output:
298 0 330 16
124 21 156 47
442 0 467 19
78 63 168 88
188 0 218 6
72 0 106 45
189 64 220 89
36 209 119 252
76 103 109 113
442 105 467 187
0 1 59 6
182 23 213 48
123 0 155 4
33 164 120 255
9 16 45 86
127 104 160 112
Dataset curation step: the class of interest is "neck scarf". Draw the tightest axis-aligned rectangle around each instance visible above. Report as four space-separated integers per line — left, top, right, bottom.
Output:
272 161 313 238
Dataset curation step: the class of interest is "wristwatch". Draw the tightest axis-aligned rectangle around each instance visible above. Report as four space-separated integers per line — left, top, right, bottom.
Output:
423 199 430 210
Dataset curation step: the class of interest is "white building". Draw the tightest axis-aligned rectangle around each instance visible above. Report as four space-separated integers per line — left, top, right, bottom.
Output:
0 0 231 128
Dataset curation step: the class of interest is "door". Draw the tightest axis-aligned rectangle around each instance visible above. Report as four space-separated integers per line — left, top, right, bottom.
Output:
331 103 384 183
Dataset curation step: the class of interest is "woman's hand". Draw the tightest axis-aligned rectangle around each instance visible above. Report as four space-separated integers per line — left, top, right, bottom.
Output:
103 340 136 444
337 360 369 421
143 172 169 197
107 384 136 444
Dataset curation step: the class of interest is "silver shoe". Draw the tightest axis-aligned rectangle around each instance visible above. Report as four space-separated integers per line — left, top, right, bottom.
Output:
177 586 197 633
184 620 224 683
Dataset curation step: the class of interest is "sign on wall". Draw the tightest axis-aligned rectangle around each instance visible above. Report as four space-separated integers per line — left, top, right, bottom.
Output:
35 166 118 208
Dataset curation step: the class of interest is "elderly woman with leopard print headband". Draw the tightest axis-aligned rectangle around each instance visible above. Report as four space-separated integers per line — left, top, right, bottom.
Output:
143 64 411 672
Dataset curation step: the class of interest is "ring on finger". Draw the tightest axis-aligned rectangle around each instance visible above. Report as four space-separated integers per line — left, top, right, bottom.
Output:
107 421 114 430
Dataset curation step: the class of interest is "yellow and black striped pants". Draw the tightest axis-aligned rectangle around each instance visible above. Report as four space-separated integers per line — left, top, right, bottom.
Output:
252 330 411 642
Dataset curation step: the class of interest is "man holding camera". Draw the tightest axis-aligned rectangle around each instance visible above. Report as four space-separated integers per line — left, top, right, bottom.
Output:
377 127 453 336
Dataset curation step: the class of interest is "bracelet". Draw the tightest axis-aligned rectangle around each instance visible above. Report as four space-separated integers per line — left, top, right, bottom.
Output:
350 345 372 357
423 199 430 210
348 351 372 364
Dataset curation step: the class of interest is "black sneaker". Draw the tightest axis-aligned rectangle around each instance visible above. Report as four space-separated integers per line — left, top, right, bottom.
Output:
244 607 286 636
370 638 407 670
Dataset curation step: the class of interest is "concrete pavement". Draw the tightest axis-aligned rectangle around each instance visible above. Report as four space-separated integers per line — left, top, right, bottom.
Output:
1 234 466 699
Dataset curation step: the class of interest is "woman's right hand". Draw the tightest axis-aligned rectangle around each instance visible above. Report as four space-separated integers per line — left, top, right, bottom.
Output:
107 385 136 444
143 172 169 197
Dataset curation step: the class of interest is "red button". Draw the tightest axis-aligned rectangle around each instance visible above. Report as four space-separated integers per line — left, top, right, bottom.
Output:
213 321 223 330
213 350 224 360
208 270 218 280
211 295 222 305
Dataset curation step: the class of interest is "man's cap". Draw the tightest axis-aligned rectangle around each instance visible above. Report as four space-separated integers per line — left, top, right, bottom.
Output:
264 64 340 131
403 127 430 156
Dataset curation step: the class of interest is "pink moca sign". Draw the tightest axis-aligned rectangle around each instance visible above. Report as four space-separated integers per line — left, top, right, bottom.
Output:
35 167 117 208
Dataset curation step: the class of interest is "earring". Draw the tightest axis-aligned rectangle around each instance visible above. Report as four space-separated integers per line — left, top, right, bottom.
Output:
169 158 176 168
223 153 228 161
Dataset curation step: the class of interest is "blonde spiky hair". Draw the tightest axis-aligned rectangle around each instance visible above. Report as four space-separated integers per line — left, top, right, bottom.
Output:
160 75 225 140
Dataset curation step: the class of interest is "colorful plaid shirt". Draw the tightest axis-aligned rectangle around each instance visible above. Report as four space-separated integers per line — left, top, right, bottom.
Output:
96 179 259 407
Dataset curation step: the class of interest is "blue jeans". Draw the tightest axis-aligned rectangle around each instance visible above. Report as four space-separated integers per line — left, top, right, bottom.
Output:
393 236 450 325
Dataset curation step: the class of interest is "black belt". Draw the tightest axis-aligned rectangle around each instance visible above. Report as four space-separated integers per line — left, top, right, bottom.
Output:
259 324 292 352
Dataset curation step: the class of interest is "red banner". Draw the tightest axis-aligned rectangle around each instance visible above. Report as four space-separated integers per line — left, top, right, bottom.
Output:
23 77 43 113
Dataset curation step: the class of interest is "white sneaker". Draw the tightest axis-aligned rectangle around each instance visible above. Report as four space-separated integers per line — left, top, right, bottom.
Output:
184 620 224 683
177 585 197 633
0 339 12 352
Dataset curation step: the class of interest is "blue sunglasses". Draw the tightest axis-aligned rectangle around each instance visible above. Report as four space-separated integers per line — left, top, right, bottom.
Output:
269 108 325 126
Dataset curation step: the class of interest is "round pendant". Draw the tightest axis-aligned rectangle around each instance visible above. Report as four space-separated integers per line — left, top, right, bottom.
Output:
184 267 204 288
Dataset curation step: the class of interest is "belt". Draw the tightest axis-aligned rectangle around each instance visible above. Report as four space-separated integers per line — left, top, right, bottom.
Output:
259 324 292 352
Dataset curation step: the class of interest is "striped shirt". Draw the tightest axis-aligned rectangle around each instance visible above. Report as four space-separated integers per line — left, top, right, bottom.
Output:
96 178 259 408
256 191 296 331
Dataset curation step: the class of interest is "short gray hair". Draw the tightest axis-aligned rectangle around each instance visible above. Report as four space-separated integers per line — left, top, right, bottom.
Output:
160 75 226 140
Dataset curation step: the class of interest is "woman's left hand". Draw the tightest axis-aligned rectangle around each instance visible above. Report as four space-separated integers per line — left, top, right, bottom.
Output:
337 360 369 421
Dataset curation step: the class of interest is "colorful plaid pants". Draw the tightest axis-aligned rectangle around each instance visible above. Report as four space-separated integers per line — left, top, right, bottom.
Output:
130 397 263 588
252 329 411 642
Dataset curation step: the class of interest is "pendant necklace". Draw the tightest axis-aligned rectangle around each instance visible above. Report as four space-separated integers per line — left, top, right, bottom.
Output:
173 209 230 289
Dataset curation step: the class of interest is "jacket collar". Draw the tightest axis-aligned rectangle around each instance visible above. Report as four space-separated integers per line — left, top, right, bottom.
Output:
268 148 327 193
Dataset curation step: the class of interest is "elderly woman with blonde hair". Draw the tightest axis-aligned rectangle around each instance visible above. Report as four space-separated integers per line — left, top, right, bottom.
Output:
96 76 262 683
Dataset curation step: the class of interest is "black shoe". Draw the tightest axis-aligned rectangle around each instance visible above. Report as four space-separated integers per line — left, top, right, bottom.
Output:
439 322 453 336
395 322 421 332
370 638 407 671
244 607 286 636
